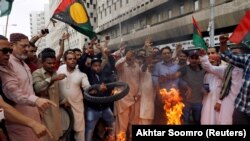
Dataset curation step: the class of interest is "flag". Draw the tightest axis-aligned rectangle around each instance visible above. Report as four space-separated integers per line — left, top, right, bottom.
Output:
0 0 14 17
229 10 250 48
192 16 207 50
52 0 96 39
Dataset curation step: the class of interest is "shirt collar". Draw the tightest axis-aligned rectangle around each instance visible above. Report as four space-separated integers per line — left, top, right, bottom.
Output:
161 60 174 66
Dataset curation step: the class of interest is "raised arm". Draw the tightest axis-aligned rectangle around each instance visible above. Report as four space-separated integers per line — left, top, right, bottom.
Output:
199 54 226 79
57 33 70 62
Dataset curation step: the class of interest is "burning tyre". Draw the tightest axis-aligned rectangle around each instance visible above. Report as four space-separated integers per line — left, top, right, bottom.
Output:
84 81 130 103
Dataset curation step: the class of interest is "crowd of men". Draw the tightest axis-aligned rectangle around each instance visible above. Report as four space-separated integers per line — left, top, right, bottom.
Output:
0 30 249 141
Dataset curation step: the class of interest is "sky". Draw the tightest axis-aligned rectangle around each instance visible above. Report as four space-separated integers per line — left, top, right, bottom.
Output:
0 0 49 38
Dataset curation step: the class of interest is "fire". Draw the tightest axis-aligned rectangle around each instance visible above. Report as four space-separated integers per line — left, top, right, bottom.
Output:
116 131 126 141
111 87 123 95
105 131 126 141
159 88 185 125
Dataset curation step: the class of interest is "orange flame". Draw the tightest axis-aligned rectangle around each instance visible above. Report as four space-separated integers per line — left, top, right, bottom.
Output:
105 131 126 141
159 88 185 125
111 87 123 95
116 131 126 141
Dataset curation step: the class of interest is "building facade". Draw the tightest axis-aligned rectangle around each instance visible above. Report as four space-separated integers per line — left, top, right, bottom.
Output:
30 4 50 51
97 0 250 49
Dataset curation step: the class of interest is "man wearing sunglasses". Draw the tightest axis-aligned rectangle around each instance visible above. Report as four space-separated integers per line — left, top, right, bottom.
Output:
0 35 53 140
0 33 57 141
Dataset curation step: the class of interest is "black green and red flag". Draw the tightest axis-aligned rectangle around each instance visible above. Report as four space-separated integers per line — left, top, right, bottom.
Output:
192 16 207 50
52 0 97 39
0 0 14 17
229 10 250 48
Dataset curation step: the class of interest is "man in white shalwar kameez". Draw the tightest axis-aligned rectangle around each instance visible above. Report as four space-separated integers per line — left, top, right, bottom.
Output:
114 50 141 140
57 51 90 141
200 54 224 124
199 46 244 124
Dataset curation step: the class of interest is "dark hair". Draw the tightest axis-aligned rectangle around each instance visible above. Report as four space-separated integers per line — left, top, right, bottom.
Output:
207 47 219 53
137 49 146 54
63 49 74 61
231 43 250 54
0 35 8 40
160 46 172 54
40 48 56 62
9 33 28 43
73 48 82 53
29 41 37 48
153 47 160 51
179 50 189 57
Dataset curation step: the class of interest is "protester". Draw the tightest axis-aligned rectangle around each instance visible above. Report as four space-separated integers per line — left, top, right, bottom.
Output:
0 33 57 141
57 50 91 141
32 48 67 141
219 35 250 124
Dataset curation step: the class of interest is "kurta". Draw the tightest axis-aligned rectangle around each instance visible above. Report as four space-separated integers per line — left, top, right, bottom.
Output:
0 55 42 141
114 57 141 137
200 55 224 124
219 67 243 124
201 72 222 124
32 68 62 141
57 66 90 132
139 68 155 122
114 57 141 115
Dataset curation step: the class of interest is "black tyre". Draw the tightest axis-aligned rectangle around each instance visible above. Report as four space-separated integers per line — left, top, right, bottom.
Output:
84 81 129 103
59 106 75 141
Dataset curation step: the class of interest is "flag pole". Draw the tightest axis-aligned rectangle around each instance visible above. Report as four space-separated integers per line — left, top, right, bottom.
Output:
4 15 10 37
209 0 215 47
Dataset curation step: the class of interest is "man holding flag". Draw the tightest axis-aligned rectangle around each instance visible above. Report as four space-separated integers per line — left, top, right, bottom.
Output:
219 10 250 124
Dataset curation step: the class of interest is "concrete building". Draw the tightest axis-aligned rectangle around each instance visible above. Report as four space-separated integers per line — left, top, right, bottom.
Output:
30 4 50 52
96 0 250 50
47 0 97 54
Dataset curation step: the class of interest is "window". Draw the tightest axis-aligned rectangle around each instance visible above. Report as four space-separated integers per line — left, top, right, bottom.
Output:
194 0 199 11
168 9 172 19
120 0 122 7
158 14 161 22
105 9 107 16
126 0 129 4
180 4 184 15
114 3 117 10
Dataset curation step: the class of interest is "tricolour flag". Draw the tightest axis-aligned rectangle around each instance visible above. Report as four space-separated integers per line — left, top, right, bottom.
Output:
229 10 250 48
0 0 14 17
52 0 96 39
192 16 207 50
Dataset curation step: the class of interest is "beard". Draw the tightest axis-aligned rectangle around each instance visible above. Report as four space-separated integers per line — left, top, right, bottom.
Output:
16 54 28 60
